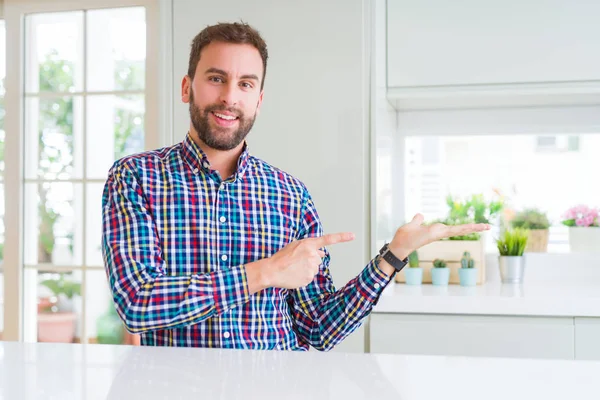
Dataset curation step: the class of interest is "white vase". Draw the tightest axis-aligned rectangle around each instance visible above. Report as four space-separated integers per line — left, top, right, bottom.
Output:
568 227 600 253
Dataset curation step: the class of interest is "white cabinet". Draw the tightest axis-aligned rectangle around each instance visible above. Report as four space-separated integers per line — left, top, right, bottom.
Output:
575 318 600 360
387 0 600 88
370 313 575 359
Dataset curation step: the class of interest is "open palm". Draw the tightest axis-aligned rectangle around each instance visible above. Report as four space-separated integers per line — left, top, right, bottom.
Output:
389 214 490 258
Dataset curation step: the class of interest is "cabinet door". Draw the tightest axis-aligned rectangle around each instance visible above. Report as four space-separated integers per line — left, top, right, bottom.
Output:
370 313 574 359
387 0 600 87
575 318 600 360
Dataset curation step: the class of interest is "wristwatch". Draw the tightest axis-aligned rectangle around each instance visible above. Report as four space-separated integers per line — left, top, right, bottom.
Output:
378 243 409 272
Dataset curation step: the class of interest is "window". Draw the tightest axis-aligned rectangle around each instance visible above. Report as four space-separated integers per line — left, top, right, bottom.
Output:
21 7 147 344
402 134 600 252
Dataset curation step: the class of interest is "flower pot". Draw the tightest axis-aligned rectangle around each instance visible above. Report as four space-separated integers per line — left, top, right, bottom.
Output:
458 268 478 287
431 267 450 286
498 256 526 284
526 229 549 253
37 312 76 343
404 268 423 285
568 227 600 253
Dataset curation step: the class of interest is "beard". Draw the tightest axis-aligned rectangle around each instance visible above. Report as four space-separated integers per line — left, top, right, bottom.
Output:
189 89 257 151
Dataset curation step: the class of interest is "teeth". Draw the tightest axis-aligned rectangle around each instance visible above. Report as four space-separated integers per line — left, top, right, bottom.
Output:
214 112 237 120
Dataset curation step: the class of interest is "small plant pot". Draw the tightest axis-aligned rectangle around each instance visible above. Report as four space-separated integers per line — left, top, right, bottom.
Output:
37 312 76 343
459 268 478 286
568 227 600 253
526 229 549 253
431 267 450 286
404 268 423 285
499 256 526 284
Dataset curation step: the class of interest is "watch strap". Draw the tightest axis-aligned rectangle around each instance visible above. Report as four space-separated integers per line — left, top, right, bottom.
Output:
379 243 408 272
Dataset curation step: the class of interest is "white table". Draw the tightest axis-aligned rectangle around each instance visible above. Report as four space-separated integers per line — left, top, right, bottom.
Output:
1 341 599 399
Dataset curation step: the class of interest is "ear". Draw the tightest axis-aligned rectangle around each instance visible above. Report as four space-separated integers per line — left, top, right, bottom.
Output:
255 90 264 116
181 75 191 103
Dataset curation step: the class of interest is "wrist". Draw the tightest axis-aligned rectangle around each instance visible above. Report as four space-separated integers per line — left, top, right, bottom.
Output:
376 257 397 278
388 244 411 261
245 258 275 294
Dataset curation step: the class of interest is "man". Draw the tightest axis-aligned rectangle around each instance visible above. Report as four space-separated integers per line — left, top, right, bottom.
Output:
101 22 488 351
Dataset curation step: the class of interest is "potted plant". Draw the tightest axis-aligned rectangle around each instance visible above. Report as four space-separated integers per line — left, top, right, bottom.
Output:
511 208 551 252
458 251 477 286
446 193 504 225
403 250 423 285
431 258 450 286
561 205 600 253
496 228 529 284
37 273 81 343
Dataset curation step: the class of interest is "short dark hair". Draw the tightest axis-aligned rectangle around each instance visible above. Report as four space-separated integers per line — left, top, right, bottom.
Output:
187 22 269 90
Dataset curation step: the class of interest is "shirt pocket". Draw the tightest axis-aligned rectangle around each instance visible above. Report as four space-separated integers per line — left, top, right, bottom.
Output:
251 218 296 255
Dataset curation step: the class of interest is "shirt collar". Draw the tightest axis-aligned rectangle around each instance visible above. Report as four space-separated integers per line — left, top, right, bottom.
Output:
180 132 252 180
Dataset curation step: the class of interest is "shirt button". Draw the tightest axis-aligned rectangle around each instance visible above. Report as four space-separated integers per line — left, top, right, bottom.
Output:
219 216 226 223
223 332 230 339
192 168 198 174
202 162 210 169
374 283 381 289
221 254 228 261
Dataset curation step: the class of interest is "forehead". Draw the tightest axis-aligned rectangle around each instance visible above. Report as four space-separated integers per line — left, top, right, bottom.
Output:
196 41 263 78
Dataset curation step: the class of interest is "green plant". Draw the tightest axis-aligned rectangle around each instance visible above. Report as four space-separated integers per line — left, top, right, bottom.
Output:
446 193 504 224
408 250 419 268
496 228 529 256
460 251 475 269
511 208 550 230
432 258 447 268
39 273 81 312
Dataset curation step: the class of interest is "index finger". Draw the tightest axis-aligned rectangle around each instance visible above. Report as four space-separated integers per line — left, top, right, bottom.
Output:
305 232 355 249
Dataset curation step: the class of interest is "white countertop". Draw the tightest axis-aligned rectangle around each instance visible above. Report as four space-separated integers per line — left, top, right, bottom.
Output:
1 341 600 399
374 282 600 317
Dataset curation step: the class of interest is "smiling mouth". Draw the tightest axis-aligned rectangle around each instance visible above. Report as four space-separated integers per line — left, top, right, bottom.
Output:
211 111 239 121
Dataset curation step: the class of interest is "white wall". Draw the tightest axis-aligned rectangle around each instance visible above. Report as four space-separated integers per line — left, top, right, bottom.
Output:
171 0 373 352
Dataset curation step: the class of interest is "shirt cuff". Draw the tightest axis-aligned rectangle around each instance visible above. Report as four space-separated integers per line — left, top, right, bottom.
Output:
355 257 394 304
210 265 250 314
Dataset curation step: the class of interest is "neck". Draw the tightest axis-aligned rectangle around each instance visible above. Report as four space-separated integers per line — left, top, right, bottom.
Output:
189 128 244 180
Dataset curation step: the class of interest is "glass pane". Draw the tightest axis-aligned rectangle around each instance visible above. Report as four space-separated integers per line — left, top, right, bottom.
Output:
86 184 104 267
87 7 146 92
86 95 145 178
86 270 139 345
25 12 84 93
24 183 83 266
24 96 84 180
24 269 82 343
403 134 599 252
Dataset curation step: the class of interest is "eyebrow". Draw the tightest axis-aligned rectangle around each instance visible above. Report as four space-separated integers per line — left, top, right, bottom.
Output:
205 67 260 82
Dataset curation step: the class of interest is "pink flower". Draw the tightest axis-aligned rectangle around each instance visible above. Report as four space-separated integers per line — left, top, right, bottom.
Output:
563 209 577 220
563 205 600 226
576 205 590 215
583 215 595 227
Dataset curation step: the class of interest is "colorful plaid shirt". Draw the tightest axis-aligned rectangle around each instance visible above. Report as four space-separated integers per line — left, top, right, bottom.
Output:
101 133 394 351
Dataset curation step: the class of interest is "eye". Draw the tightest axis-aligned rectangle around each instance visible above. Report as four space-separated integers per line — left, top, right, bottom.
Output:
209 76 224 83
240 82 253 89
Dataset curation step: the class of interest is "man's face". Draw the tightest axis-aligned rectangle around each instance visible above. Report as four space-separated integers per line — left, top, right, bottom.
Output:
182 41 264 151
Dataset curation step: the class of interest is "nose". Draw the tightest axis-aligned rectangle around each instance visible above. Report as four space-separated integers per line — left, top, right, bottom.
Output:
219 82 238 107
